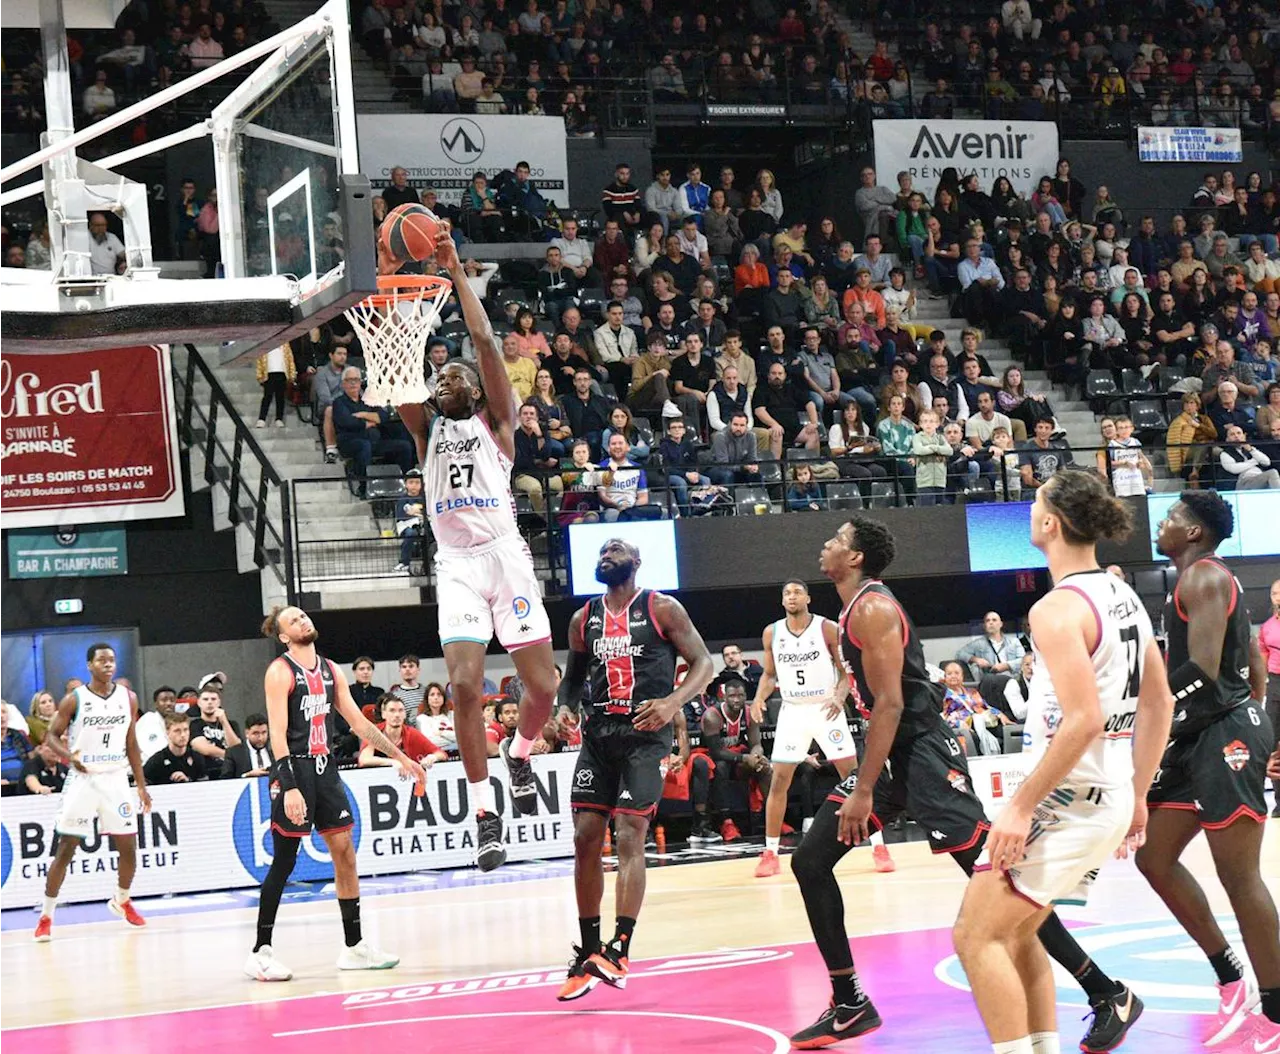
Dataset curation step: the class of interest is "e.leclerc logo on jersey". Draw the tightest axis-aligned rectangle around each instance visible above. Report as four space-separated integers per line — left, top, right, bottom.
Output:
232 777 362 883
936 914 1241 1013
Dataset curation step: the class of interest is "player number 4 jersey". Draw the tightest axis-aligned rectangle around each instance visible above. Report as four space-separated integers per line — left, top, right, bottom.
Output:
1026 570 1153 791
68 682 132 773
425 414 520 549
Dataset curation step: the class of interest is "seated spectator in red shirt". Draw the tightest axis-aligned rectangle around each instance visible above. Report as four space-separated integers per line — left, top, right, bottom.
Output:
359 695 447 767
484 694 516 756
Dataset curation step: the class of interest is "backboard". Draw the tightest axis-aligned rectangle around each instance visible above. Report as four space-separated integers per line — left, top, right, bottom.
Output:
0 0 374 358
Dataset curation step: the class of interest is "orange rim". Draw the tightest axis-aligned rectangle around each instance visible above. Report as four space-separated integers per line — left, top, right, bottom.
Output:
363 274 452 308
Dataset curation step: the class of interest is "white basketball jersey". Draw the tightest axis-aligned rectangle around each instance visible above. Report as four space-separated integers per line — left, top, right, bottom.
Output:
771 615 836 703
1026 570 1152 790
68 682 132 773
424 413 520 549
1108 438 1145 497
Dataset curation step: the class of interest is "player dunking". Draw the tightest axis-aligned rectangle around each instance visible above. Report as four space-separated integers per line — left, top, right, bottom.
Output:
554 538 713 1001
749 579 894 879
397 232 560 870
33 644 151 941
788 514 1147 1052
953 470 1173 1054
244 606 427 982
1137 492 1280 1050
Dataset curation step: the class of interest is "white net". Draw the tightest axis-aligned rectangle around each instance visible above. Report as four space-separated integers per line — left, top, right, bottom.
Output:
344 278 452 406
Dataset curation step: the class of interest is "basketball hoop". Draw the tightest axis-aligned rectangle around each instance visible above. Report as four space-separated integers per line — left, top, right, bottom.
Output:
344 274 452 406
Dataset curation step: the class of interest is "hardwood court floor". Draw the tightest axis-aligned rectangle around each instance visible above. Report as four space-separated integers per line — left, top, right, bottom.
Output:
3 825 1278 1053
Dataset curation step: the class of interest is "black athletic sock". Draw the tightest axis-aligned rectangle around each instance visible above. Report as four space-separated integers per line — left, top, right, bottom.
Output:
791 800 857 973
1261 987 1280 1024
254 831 300 952
611 916 636 955
1209 947 1245 986
830 972 865 1007
579 916 601 952
338 896 362 948
1038 912 1124 1000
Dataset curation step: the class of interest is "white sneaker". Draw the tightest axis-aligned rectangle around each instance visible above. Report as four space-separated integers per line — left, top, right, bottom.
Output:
662 399 681 418
255 419 266 428
244 945 293 982
337 940 400 971
393 563 410 573
273 419 285 427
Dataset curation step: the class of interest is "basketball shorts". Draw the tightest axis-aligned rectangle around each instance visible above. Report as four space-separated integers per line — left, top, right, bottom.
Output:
435 536 551 652
571 719 672 818
982 782 1133 908
772 700 858 765
270 756 355 837
1147 702 1272 828
55 768 137 839
827 717 989 854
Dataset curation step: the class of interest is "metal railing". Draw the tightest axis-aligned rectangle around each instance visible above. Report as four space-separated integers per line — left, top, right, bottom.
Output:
172 344 296 599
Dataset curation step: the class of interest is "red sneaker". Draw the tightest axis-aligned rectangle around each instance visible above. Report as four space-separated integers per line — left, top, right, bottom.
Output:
721 818 742 843
872 844 896 873
754 849 781 877
108 896 147 927
781 822 796 835
32 915 52 943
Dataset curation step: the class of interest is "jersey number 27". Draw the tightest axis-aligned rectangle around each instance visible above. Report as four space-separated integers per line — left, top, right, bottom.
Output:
449 463 474 489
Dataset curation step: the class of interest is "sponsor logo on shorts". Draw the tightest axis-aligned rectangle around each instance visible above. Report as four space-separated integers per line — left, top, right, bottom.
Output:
447 612 482 628
574 768 595 789
118 802 132 818
619 790 633 801
828 727 845 744
946 769 969 793
1222 739 1250 772
512 596 532 619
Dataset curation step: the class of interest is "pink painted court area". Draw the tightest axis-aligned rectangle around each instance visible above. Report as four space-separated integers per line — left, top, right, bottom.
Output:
3 928 1211 1053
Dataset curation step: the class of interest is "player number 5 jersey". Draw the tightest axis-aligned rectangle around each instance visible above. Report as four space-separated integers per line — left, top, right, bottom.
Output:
425 414 519 549
1026 570 1153 791
771 615 835 703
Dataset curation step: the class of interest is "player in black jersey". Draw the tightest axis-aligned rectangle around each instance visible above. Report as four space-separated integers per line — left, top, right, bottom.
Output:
1138 492 1280 1049
789 517 1142 1052
244 606 428 983
701 676 772 844
554 539 713 1002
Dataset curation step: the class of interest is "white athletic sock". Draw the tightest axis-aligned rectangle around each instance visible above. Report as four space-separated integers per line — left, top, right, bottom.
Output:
765 836 780 854
114 885 130 904
993 1039 1033 1054
869 829 885 847
1029 1032 1060 1054
42 896 57 919
509 731 535 760
469 779 497 815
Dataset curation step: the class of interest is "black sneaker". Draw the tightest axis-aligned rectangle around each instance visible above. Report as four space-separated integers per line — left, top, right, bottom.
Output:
789 999 882 1049
1080 985 1143 1053
501 738 537 816
475 810 507 872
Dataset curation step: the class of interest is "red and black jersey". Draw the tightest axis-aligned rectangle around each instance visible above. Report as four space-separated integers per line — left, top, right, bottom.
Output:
838 580 944 742
276 653 339 758
579 589 676 731
1166 556 1251 728
712 702 751 754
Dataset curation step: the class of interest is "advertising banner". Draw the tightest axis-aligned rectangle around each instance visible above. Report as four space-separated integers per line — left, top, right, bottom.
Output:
872 119 1060 201
0 753 577 909
6 526 128 578
1137 127 1243 164
967 752 1034 820
0 345 184 529
358 115 570 208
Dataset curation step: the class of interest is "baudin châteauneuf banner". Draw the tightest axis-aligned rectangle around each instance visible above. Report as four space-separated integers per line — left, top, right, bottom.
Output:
0 345 184 528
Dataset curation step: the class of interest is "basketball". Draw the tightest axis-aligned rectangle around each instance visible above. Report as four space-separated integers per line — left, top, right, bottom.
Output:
380 202 441 262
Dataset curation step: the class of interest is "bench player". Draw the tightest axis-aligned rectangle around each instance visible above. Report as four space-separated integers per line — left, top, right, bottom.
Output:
749 578 894 878
33 643 151 941
953 469 1173 1054
1137 492 1280 1051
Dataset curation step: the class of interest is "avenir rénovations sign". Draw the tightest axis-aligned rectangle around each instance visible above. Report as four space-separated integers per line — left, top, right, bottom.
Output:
873 119 1060 200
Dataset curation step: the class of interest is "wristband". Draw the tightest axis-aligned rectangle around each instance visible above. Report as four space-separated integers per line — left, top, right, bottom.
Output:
271 756 298 793
1168 660 1217 739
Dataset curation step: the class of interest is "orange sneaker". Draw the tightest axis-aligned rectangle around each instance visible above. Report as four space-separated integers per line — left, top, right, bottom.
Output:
721 818 742 843
586 945 630 989
556 945 601 1001
108 896 146 927
872 844 896 873
754 849 781 877
32 915 52 943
